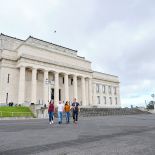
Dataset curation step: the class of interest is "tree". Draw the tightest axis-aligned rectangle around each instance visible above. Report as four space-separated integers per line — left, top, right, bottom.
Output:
146 101 155 109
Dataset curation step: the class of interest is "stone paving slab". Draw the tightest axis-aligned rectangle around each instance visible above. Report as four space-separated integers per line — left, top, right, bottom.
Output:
0 114 155 155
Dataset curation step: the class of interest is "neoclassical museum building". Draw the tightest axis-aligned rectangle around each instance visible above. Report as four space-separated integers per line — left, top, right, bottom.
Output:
0 34 121 108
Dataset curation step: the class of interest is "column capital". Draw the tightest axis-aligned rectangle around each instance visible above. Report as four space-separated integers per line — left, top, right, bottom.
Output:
64 72 69 76
54 71 59 74
32 67 37 71
43 69 49 73
19 65 26 69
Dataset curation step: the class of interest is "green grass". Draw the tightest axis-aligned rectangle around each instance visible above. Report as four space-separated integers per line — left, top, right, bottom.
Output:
0 106 34 117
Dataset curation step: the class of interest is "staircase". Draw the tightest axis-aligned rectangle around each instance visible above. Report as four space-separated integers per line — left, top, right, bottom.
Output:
79 108 151 117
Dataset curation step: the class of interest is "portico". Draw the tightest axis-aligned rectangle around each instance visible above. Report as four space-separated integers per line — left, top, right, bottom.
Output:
17 66 91 106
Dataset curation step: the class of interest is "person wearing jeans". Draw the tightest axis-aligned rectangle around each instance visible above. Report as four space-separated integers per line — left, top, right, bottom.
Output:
57 101 64 124
71 98 80 124
64 101 70 123
48 100 54 124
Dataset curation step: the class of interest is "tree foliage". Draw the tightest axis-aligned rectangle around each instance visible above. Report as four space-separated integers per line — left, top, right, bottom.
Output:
147 101 155 109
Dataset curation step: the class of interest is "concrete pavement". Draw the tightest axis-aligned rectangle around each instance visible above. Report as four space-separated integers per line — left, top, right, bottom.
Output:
0 114 155 155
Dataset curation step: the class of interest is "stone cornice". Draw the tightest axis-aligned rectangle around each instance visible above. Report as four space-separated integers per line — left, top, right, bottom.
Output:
93 71 118 78
18 55 93 74
19 43 91 63
92 77 120 84
26 36 78 54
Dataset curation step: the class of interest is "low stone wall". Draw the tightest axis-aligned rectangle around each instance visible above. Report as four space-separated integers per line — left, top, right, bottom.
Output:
79 108 151 117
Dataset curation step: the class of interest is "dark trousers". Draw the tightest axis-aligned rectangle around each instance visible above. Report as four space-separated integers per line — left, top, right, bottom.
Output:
73 111 78 122
49 112 54 122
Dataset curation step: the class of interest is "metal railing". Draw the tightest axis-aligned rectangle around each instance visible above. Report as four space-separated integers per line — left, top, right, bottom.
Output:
0 111 32 117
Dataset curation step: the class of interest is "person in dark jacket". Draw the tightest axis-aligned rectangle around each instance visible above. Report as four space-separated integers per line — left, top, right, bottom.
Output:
71 98 80 124
48 100 54 124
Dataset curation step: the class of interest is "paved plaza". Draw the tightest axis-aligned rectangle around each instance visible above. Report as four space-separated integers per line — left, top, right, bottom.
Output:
0 114 155 155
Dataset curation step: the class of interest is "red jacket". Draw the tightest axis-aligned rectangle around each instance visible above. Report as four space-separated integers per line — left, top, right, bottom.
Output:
48 104 54 112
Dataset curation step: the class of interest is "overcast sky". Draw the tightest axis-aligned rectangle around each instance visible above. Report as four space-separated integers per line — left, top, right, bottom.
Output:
1 0 155 107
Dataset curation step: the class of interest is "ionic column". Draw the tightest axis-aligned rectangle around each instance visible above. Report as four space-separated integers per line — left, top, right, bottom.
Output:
31 68 37 104
64 73 69 102
54 72 59 104
18 66 25 104
43 70 48 105
88 78 93 106
73 75 77 99
81 76 86 106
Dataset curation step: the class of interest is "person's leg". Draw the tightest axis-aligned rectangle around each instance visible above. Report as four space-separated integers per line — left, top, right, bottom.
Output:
65 112 68 123
58 111 61 124
75 112 78 122
60 112 63 123
49 112 52 124
51 112 54 123
68 112 70 123
66 112 68 123
73 111 75 123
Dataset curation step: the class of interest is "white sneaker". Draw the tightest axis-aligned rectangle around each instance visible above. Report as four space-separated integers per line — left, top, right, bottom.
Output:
49 122 51 124
52 121 54 124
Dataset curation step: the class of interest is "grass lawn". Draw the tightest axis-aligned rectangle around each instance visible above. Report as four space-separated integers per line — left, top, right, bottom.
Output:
0 106 34 117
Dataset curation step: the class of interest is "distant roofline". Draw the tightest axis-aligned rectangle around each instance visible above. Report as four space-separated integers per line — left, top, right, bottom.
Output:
0 33 78 53
93 71 118 78
26 36 78 53
0 33 24 42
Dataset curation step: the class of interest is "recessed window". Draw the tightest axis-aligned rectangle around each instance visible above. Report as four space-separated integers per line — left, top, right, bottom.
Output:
109 86 111 94
97 96 100 104
114 87 117 95
109 97 112 104
115 97 117 105
63 77 64 84
7 74 10 83
103 96 106 104
102 85 105 93
6 93 8 104
71 79 73 85
96 84 100 93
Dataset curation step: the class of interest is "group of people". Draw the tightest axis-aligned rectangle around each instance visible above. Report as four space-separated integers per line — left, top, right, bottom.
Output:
48 98 80 125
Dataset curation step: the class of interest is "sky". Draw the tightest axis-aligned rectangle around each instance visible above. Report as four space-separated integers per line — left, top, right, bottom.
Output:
0 0 155 107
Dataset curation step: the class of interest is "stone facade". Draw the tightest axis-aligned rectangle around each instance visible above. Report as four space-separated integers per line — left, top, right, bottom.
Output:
0 33 121 108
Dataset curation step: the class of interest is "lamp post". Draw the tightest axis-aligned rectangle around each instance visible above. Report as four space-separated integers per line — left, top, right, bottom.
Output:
45 78 55 103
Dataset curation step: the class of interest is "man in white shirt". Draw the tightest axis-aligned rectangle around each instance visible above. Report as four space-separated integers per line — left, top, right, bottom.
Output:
57 101 64 124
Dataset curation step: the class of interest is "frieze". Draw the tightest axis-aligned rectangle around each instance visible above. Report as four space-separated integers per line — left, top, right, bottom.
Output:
18 54 92 73
25 37 79 58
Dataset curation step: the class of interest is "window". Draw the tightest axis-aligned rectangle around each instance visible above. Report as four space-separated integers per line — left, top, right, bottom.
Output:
96 84 100 93
108 86 111 94
7 74 10 83
63 77 64 84
102 85 105 93
103 96 106 104
114 87 117 95
115 97 117 105
97 96 100 104
109 97 112 104
6 93 8 104
71 79 73 85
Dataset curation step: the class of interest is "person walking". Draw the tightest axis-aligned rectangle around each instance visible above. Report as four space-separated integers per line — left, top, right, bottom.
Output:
57 101 64 124
48 100 54 125
71 98 80 124
64 101 70 123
